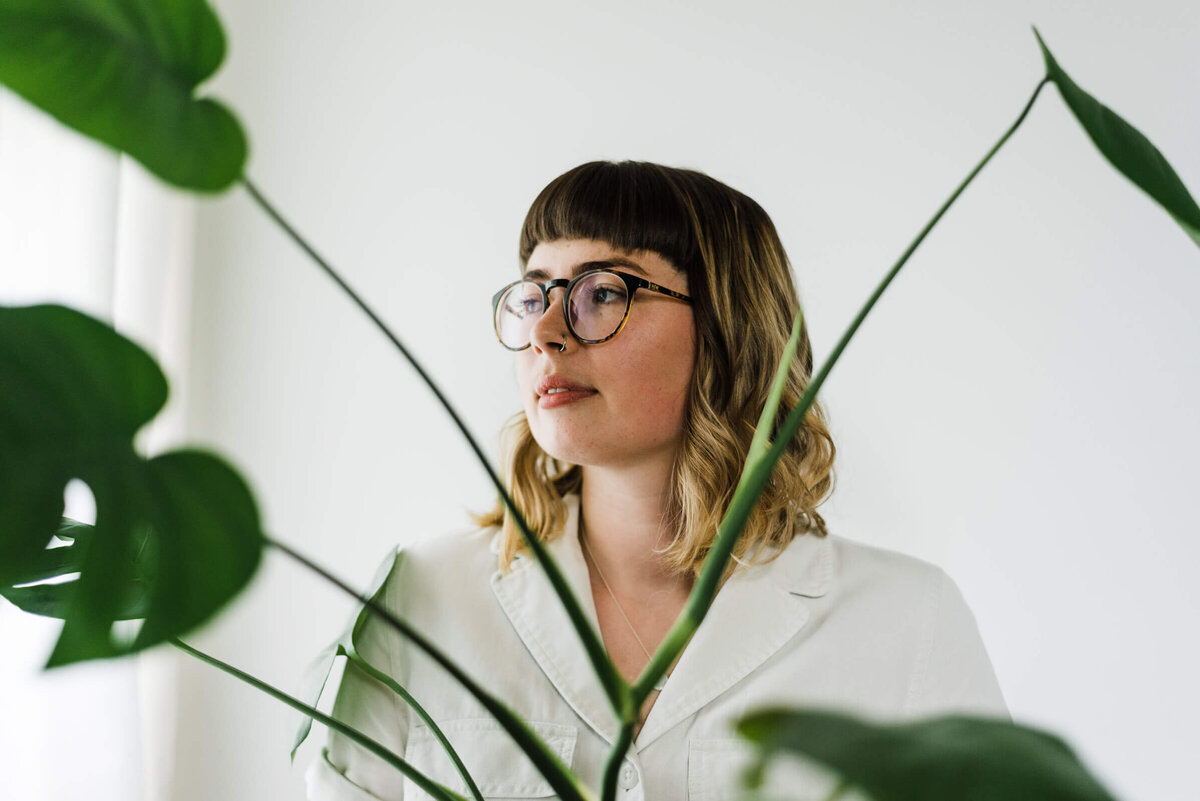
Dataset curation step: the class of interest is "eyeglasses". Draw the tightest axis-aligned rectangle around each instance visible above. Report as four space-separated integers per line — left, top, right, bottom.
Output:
492 268 692 351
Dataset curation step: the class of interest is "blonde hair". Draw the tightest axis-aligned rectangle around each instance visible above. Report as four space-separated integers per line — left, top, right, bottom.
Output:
478 161 835 582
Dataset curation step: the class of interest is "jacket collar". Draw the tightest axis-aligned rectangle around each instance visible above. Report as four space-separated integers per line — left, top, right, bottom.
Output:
489 495 834 749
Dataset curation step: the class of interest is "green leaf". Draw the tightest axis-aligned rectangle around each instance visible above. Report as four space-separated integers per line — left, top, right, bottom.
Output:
0 304 264 667
1034 27 1200 248
0 0 247 192
126 450 262 650
291 548 402 762
738 708 1118 801
5 527 85 584
1 572 150 620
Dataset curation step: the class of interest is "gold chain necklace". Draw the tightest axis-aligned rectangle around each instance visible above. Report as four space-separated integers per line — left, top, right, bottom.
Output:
580 519 668 692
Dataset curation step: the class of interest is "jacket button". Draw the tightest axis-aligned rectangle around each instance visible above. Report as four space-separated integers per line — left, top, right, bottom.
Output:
620 762 639 790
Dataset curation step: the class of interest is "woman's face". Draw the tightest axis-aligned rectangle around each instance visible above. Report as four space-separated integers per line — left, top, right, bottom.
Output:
516 239 696 472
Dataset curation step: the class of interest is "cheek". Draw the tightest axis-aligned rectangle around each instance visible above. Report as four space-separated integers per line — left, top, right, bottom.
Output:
620 328 696 433
665 331 698 433
515 350 542 401
660 319 697 394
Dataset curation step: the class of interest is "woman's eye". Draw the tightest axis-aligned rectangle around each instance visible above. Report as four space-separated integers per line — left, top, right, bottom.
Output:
506 298 542 318
590 287 626 305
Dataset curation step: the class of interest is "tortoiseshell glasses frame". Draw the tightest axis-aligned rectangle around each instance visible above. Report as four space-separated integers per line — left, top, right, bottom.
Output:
491 268 692 351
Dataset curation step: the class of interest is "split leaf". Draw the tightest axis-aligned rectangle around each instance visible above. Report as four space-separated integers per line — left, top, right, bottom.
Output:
0 304 264 667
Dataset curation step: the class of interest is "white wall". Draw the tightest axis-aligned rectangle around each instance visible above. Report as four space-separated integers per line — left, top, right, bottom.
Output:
17 1 1196 799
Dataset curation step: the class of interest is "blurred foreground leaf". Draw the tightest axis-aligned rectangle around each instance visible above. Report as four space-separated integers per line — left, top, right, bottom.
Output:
0 304 264 667
738 708 1118 801
0 0 246 191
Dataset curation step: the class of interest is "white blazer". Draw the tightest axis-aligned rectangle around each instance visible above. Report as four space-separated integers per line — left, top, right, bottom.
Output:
307 495 1007 801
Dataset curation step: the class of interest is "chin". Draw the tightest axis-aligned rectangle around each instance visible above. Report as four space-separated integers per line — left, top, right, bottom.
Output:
525 422 603 468
531 428 680 473
529 433 592 468
525 406 683 469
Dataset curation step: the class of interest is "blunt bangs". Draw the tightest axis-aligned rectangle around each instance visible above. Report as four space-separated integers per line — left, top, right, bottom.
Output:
518 161 700 272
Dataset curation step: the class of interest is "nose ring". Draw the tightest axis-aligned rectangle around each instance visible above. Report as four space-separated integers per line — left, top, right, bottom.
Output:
556 334 567 353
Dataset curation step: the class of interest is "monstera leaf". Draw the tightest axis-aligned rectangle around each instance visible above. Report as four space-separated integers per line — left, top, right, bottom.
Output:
738 709 1118 801
0 0 246 191
0 304 264 666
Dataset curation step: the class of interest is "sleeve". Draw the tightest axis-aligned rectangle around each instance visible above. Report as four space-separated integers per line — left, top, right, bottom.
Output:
903 568 1009 721
306 549 413 800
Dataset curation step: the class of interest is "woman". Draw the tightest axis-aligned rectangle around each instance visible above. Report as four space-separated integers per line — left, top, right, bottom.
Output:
307 161 1006 800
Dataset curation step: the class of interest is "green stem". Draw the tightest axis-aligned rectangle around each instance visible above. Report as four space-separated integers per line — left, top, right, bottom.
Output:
343 649 485 801
169 638 465 801
632 76 1050 705
266 538 594 801
599 723 635 801
240 178 625 713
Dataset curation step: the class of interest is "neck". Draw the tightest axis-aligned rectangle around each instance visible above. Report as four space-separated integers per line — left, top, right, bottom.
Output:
578 461 693 599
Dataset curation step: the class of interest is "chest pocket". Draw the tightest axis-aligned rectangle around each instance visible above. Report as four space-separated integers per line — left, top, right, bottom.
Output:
402 719 577 800
688 738 854 801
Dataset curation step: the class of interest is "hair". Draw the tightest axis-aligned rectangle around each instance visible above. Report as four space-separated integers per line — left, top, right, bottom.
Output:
476 161 836 583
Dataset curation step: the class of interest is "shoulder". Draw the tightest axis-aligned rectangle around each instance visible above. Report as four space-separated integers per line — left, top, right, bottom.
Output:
827 534 950 598
397 525 499 572
763 531 949 604
373 525 501 608
821 535 1006 715
775 533 1006 716
766 532 975 656
822 535 970 639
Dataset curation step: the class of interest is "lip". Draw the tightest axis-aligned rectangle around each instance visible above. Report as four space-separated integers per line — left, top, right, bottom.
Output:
536 374 597 409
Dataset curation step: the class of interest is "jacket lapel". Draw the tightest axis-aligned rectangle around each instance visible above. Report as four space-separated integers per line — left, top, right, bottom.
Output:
489 494 836 750
489 496 624 744
634 531 833 749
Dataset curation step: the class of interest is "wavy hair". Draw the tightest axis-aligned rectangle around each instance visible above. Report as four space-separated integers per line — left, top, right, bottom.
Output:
478 161 836 582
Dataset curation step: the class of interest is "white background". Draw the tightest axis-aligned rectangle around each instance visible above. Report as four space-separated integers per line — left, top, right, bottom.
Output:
3 1 1198 799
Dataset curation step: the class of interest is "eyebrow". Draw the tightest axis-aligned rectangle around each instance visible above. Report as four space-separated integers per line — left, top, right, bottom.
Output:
522 257 650 282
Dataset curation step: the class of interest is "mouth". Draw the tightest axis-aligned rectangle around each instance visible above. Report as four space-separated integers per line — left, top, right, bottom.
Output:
536 375 597 408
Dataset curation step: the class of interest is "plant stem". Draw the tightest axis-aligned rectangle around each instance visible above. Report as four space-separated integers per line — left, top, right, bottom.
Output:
239 177 625 712
344 649 485 801
169 637 465 801
599 722 635 801
632 76 1051 706
266 537 595 801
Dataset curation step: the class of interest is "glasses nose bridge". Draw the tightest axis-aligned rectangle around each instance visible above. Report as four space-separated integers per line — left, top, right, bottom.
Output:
541 277 573 317
522 278 573 350
525 276 576 347
543 277 571 300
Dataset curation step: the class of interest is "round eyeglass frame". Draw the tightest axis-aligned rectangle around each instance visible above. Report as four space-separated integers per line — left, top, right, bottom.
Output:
491 268 692 351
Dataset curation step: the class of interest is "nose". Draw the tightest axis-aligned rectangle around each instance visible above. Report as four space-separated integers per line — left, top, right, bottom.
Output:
528 284 571 353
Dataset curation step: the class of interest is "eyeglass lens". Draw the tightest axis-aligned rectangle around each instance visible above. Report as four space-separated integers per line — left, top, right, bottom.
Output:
496 272 630 349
